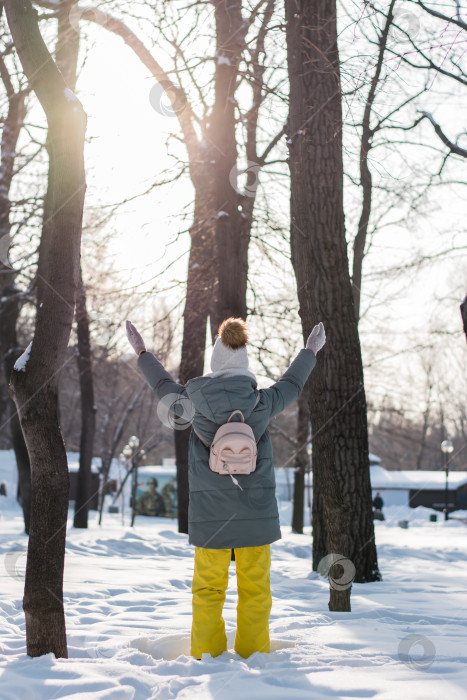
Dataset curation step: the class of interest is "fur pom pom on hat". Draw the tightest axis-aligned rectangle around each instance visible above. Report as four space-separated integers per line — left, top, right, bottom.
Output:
210 317 249 372
217 317 248 348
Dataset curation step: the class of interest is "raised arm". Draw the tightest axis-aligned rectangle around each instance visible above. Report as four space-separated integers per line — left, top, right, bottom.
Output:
260 322 326 419
126 320 186 402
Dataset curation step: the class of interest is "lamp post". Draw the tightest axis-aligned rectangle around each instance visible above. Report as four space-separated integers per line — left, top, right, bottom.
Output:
117 452 126 524
441 439 454 521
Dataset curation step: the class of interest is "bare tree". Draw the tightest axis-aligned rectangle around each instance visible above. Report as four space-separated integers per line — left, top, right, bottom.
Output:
49 0 97 529
286 0 381 612
72 276 96 527
0 19 32 531
5 0 87 657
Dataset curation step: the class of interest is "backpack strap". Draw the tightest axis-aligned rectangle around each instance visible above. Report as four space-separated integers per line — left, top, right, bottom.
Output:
192 390 262 447
192 426 209 448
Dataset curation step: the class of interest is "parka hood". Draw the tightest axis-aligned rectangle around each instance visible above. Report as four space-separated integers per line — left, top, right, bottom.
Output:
185 374 259 424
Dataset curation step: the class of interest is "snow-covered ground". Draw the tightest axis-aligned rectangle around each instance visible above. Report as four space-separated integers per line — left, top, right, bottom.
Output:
1 451 467 699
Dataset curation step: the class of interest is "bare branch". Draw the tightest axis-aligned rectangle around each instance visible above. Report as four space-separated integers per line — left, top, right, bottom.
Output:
417 110 467 158
417 0 467 32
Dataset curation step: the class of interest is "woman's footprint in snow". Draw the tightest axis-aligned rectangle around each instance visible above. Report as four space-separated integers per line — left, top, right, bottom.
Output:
270 639 296 652
131 633 191 660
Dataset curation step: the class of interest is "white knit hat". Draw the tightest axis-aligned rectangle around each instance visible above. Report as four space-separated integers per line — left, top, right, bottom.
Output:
210 336 249 372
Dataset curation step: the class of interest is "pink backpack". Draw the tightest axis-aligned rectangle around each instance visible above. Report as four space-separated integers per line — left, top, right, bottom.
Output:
193 392 261 490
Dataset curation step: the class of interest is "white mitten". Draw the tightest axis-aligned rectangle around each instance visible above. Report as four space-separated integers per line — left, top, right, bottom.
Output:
126 320 146 356
306 322 326 355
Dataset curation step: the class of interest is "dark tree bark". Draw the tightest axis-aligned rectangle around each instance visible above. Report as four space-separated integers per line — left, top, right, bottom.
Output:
209 0 277 330
73 273 96 528
285 0 380 608
0 49 31 532
4 350 32 532
208 0 249 329
4 0 87 658
54 0 96 529
174 178 217 533
291 389 310 534
311 428 327 571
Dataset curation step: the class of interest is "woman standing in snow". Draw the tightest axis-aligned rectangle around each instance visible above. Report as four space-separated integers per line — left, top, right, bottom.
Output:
126 317 325 660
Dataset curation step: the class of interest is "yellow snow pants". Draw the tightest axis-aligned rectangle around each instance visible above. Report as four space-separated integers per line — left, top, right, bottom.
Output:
191 544 272 659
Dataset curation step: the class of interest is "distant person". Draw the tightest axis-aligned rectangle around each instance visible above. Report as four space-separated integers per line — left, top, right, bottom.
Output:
0 482 6 497
161 478 176 517
372 492 385 520
126 315 325 660
134 477 166 517
373 492 384 511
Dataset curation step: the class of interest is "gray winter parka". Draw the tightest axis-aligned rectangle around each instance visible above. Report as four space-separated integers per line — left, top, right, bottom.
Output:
137 348 316 549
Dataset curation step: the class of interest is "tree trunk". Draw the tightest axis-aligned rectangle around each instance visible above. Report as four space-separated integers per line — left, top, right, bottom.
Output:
4 0 87 658
208 0 249 329
285 0 380 602
173 1 251 532
4 350 31 532
54 0 97 530
73 272 96 528
311 432 327 571
291 389 310 534
352 125 372 322
0 52 31 531
325 453 353 612
174 183 216 533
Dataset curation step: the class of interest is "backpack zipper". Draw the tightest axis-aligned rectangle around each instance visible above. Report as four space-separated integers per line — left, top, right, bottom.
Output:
222 461 244 491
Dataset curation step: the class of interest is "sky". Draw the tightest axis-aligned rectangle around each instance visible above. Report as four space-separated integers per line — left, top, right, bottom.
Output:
8 1 467 419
